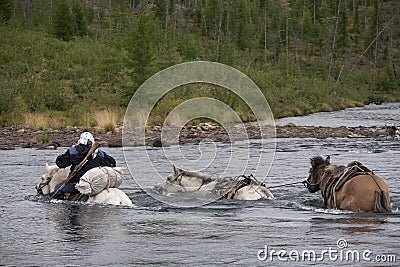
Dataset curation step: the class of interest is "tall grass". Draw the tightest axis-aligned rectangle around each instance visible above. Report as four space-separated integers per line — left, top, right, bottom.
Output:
23 112 62 129
93 109 120 132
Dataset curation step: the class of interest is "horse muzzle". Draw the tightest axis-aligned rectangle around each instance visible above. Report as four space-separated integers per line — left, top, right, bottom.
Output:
35 183 43 195
302 180 318 193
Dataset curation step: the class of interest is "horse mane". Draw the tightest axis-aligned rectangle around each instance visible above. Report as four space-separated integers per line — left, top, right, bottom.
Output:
311 156 326 167
46 164 58 173
325 165 337 173
45 164 67 182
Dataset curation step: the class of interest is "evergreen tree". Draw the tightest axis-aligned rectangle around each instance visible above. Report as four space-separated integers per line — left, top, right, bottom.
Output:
369 0 379 45
337 0 348 50
204 0 218 40
125 15 159 96
0 0 12 24
236 0 252 49
72 0 89 38
353 0 360 49
53 0 75 41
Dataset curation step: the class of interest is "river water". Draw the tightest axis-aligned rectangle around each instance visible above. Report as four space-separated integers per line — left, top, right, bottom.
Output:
276 102 400 127
1 103 399 266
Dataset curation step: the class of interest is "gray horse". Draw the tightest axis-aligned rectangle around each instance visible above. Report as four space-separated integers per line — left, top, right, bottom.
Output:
154 165 275 201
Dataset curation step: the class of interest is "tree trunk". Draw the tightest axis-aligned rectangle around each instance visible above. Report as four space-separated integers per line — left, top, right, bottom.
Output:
184 0 191 32
388 24 397 78
286 16 289 77
272 0 282 64
173 0 178 47
201 1 208 42
292 22 298 65
49 0 52 25
23 0 31 22
215 0 223 62
164 0 169 50
129 0 135 24
96 2 102 41
225 0 229 34
108 0 112 37
373 2 379 88
264 6 267 62
300 0 305 40
313 0 316 24
327 0 341 80
363 0 367 44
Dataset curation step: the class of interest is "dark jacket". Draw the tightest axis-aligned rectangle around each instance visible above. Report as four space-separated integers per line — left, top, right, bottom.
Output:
56 144 116 184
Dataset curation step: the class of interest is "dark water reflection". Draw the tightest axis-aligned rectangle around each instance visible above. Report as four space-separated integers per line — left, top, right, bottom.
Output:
1 104 399 266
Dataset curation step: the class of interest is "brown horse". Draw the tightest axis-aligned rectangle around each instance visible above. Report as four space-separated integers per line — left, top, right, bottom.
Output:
303 156 391 213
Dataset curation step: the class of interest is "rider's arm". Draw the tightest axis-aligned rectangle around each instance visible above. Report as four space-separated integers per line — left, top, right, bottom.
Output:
55 149 72 168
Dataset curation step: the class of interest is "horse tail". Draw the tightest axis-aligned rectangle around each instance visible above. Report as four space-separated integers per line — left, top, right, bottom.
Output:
373 189 391 213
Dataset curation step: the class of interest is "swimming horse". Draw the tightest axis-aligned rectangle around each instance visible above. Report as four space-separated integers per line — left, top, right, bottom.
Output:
154 165 275 201
36 164 134 207
385 124 399 140
303 156 391 213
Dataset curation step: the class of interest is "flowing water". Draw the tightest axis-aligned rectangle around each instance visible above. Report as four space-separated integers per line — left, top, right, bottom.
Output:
276 102 400 127
1 103 399 266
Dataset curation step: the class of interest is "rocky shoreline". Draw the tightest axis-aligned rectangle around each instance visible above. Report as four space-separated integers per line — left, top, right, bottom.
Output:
0 123 390 150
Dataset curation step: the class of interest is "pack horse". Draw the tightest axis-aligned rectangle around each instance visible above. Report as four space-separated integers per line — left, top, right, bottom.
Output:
154 165 275 201
303 156 391 213
36 164 134 207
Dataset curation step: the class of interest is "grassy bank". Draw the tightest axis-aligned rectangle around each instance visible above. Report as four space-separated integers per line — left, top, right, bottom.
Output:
0 1 399 129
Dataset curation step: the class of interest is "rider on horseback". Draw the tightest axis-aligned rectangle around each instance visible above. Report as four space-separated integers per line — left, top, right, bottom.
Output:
52 132 116 201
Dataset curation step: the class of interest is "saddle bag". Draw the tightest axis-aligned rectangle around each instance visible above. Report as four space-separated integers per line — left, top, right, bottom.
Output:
75 167 127 196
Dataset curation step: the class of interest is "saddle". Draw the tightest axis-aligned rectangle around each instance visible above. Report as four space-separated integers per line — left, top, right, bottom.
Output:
335 162 372 192
322 162 373 208
225 177 251 199
225 175 262 199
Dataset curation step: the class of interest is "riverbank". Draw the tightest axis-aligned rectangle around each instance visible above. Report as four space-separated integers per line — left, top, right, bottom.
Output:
0 123 390 150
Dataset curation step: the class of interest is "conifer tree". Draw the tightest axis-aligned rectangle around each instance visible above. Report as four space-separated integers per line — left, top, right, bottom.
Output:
353 0 360 50
125 15 159 94
337 0 348 50
0 0 12 24
53 0 75 41
72 0 88 38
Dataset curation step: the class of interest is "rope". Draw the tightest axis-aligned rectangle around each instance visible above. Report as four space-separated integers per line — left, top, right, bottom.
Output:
236 174 304 189
268 181 304 188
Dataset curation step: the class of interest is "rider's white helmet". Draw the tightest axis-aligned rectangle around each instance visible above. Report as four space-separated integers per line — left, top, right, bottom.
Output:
78 132 95 146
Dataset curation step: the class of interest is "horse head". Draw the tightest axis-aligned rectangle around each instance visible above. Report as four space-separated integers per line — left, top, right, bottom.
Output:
166 165 183 183
165 165 212 190
36 163 67 195
303 156 331 193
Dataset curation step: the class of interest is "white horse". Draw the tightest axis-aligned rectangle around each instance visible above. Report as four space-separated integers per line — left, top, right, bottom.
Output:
154 165 275 201
36 164 135 207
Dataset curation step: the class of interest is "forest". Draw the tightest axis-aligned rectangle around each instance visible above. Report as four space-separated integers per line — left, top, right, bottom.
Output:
0 0 399 129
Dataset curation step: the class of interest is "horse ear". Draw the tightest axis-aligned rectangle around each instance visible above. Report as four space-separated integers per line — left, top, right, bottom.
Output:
173 165 183 175
325 155 331 165
173 165 179 175
46 163 50 171
310 158 316 168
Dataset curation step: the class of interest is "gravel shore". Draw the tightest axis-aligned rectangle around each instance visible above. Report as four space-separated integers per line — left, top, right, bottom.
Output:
0 123 389 150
